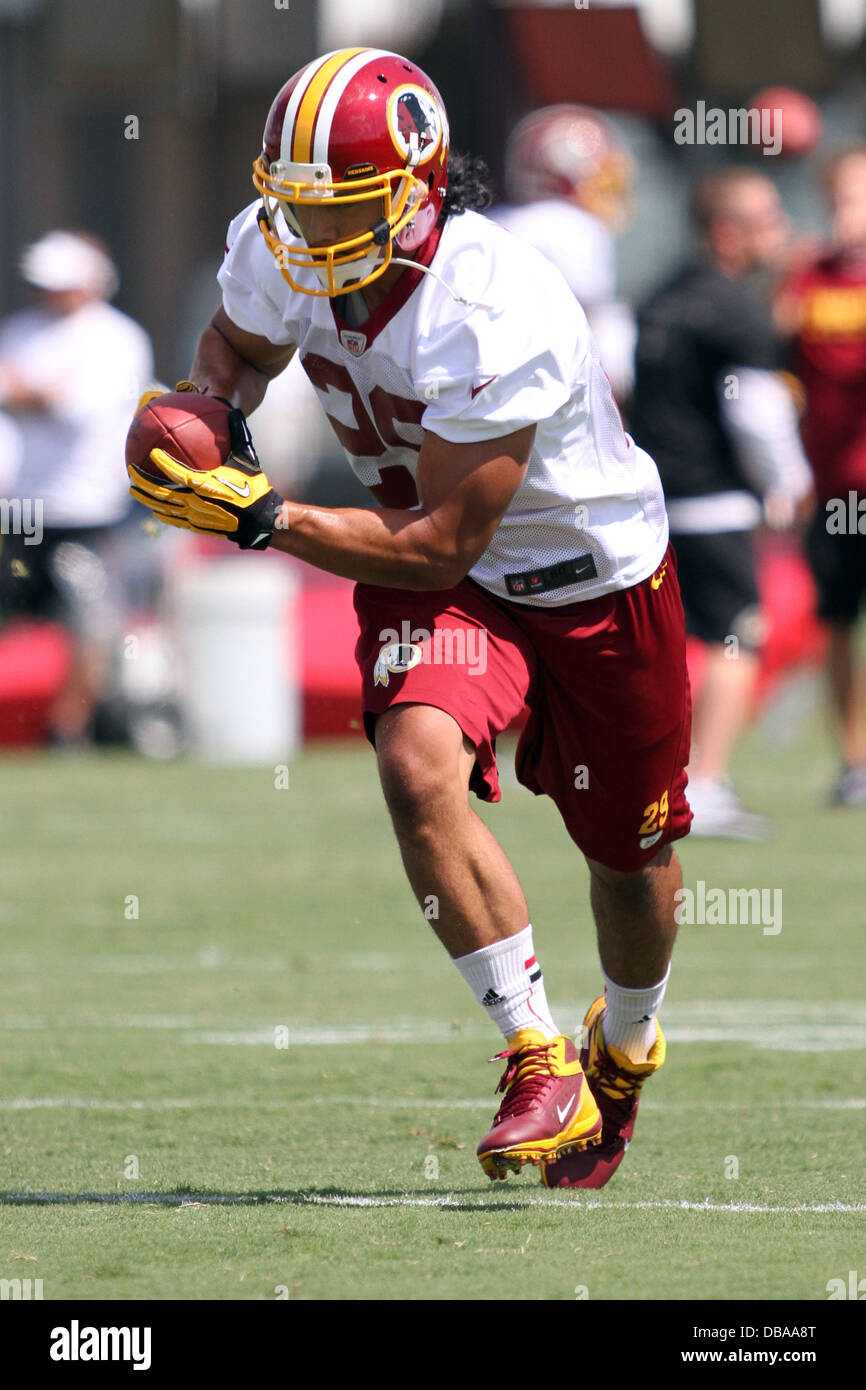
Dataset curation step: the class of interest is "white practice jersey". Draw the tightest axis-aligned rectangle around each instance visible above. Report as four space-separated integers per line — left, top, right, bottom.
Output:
489 199 616 311
219 204 667 606
489 199 637 401
0 302 153 528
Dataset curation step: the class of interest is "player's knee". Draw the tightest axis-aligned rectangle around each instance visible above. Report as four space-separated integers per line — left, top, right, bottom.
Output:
377 750 451 835
375 710 464 835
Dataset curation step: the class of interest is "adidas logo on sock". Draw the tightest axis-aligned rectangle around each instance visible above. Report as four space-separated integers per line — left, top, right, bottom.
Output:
481 987 505 1008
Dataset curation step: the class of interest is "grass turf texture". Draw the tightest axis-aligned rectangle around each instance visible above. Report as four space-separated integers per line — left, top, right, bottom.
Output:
0 712 863 1301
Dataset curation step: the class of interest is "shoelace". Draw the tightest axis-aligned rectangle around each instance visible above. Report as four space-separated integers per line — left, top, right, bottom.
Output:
489 1042 557 1119
591 1047 644 1108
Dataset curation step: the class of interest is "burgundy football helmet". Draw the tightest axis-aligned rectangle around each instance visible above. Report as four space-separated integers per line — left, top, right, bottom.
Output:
252 47 450 296
505 105 633 230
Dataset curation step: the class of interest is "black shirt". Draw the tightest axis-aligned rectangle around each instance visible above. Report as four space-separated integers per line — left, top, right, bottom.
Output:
631 263 780 500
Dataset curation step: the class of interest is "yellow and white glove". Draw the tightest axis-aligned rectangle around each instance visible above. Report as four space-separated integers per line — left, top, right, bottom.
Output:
127 384 284 551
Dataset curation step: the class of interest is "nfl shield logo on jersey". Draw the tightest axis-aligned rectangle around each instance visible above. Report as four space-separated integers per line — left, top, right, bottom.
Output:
373 642 424 687
340 330 367 356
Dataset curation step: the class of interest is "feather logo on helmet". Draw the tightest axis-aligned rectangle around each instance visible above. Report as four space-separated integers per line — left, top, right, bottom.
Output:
388 85 443 166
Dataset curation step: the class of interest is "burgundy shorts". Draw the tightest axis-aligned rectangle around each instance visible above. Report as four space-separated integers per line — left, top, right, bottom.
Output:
353 543 692 871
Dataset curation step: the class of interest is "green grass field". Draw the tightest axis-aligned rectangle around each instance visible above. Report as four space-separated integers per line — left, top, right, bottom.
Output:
1 710 864 1302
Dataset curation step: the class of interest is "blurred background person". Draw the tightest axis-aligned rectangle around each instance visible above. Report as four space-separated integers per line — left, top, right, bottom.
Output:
777 145 866 805
0 230 153 745
631 169 813 839
489 104 638 404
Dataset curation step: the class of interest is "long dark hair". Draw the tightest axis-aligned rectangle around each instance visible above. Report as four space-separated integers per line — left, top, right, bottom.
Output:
439 151 494 222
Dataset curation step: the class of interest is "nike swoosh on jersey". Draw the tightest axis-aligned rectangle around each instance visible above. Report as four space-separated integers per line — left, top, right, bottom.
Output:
470 375 498 399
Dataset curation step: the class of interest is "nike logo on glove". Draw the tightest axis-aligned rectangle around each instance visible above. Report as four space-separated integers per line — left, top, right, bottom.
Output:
221 478 251 498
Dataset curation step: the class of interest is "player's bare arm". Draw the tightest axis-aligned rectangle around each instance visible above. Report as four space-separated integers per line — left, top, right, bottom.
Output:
189 304 296 415
268 424 535 590
128 367 533 573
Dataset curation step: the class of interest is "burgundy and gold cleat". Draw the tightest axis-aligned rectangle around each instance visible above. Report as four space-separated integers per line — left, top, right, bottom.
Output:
476 1028 603 1180
541 996 666 1190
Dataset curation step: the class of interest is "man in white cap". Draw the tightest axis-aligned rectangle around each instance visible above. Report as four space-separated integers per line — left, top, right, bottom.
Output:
0 229 153 743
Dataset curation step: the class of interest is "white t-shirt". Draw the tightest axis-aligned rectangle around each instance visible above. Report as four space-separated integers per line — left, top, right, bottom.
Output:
0 301 153 528
218 203 667 605
489 199 616 310
489 199 636 400
0 411 23 498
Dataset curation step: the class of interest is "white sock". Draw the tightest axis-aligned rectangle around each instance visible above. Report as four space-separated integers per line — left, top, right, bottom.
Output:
600 966 670 1063
454 925 559 1042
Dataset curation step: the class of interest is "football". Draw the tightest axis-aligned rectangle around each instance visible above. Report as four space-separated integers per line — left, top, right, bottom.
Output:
126 391 233 481
747 86 823 158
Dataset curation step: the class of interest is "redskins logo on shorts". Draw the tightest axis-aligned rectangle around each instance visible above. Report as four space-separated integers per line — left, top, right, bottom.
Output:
373 641 424 687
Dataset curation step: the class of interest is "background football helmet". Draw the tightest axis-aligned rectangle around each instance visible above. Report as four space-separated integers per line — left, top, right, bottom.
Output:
505 104 633 232
253 47 450 297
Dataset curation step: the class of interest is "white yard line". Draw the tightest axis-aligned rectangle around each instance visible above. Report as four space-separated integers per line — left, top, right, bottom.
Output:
2 1000 866 1050
1 1095 863 1112
295 1195 866 1214
2 1015 203 1031
0 1190 862 1214
179 1024 478 1045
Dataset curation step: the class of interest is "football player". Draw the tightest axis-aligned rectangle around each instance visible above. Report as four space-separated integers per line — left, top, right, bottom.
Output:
632 169 813 839
778 145 866 805
128 48 692 1189
489 105 637 403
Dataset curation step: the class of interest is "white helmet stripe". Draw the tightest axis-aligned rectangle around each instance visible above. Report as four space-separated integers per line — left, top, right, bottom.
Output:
311 48 396 166
279 49 346 167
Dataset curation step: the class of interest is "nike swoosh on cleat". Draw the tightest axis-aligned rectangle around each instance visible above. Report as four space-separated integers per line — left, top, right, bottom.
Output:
556 1094 577 1125
221 478 251 497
